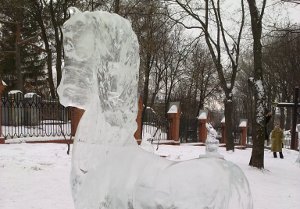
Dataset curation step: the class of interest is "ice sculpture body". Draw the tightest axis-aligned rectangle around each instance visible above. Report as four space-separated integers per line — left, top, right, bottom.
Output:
203 123 223 158
57 9 253 209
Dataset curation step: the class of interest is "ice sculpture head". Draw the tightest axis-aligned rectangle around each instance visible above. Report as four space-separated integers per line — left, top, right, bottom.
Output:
57 8 140 113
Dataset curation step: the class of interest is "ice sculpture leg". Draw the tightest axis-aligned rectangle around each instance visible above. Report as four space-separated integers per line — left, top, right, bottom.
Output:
57 8 253 209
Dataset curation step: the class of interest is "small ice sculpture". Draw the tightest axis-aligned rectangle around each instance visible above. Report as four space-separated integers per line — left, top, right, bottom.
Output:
58 8 253 209
201 123 223 159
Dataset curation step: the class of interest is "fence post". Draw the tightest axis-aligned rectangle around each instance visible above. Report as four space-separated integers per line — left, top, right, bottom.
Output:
0 81 6 144
221 117 226 144
198 110 208 143
239 119 248 147
71 107 85 136
134 96 143 145
167 102 180 144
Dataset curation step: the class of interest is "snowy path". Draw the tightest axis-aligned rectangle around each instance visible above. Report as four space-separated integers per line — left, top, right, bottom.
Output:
0 144 74 209
0 143 299 209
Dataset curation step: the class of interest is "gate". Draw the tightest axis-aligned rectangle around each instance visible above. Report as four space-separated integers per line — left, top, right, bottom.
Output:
179 116 198 143
142 108 169 142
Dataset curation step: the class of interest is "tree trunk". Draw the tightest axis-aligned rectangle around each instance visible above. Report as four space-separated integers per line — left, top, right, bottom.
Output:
247 0 267 169
285 108 292 130
49 0 62 93
280 108 285 129
225 99 234 150
142 52 151 109
114 0 120 14
46 52 56 98
33 1 56 98
149 93 156 108
55 41 63 88
15 23 23 91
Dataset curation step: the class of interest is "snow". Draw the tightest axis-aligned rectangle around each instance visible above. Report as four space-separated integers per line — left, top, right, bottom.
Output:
248 77 254 83
198 110 208 119
8 90 22 95
248 78 266 124
24 92 41 98
167 104 178 113
5 136 67 143
0 143 74 209
221 116 225 123
2 80 7 86
0 142 299 209
254 79 265 124
239 119 248 128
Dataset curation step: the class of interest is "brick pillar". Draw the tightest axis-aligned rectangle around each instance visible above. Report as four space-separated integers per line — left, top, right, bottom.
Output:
198 119 207 143
198 110 208 143
134 96 143 145
71 107 85 136
239 119 248 146
167 103 180 144
167 113 180 143
221 117 226 144
0 81 6 144
240 127 247 146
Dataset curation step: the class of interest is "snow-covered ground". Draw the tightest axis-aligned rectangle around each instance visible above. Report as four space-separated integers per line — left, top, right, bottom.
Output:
0 142 299 209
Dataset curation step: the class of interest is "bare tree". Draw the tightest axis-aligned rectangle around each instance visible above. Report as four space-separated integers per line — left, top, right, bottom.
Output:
29 0 56 97
246 0 268 169
129 1 174 117
167 0 245 151
48 0 70 92
176 42 220 117
149 26 172 108
161 26 190 116
263 28 300 129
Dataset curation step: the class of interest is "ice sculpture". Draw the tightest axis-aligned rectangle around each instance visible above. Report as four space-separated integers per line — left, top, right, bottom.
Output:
57 8 253 209
203 123 223 158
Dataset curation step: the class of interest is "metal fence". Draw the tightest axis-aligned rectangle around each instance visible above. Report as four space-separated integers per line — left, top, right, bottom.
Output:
142 107 169 142
1 95 170 141
179 116 198 143
1 93 71 139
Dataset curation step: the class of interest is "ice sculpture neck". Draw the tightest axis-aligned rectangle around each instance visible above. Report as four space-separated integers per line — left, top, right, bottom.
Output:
57 9 140 146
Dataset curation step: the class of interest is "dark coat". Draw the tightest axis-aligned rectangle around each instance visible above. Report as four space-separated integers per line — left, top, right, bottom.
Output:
271 127 283 152
265 113 272 141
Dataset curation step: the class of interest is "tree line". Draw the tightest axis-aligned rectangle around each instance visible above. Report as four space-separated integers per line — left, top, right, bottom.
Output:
0 0 299 169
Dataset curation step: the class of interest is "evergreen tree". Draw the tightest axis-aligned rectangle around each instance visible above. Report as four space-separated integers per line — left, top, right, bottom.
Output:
0 0 47 93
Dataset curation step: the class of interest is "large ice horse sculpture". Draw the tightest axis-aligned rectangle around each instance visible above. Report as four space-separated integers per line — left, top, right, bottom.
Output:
57 8 253 209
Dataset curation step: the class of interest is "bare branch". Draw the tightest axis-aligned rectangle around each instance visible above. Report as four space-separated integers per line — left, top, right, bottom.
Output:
259 0 267 23
281 0 300 4
18 33 40 46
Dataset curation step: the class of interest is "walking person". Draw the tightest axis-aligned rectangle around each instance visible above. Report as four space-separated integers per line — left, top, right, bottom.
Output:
271 124 284 159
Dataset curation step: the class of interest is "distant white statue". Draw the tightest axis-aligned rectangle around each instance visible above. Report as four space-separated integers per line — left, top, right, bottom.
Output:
57 8 253 209
203 123 223 158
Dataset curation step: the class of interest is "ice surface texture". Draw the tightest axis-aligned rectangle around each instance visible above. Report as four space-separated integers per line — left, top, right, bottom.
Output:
57 9 253 209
